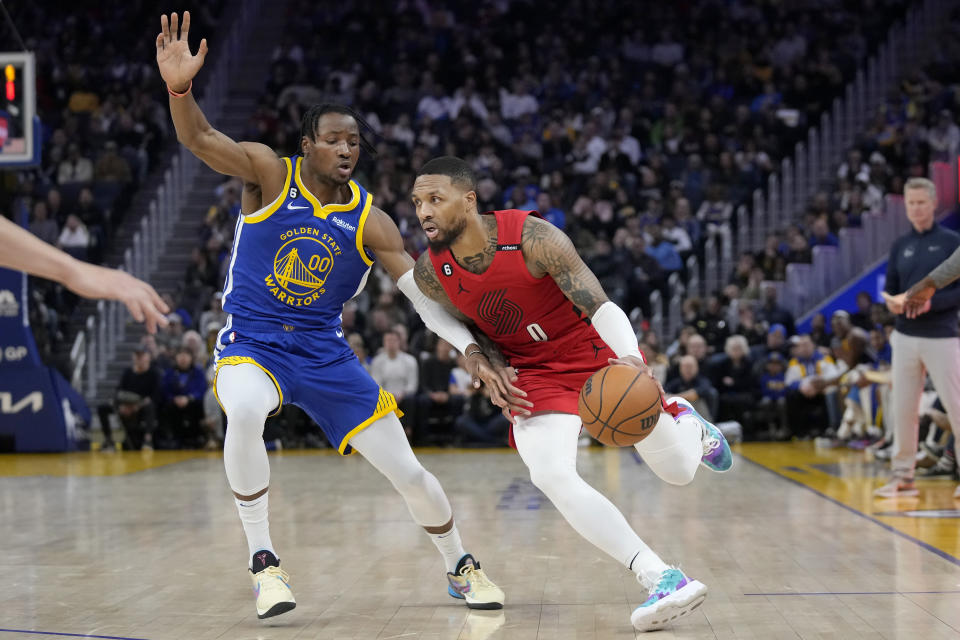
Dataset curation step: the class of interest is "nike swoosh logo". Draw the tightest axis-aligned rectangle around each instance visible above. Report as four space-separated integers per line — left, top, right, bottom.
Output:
287 203 310 210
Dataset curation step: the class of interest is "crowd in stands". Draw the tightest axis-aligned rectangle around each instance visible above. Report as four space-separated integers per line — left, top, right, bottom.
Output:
0 1 223 368
86 0 957 483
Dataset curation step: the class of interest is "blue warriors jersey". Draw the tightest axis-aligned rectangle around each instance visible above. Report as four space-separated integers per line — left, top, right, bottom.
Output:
221 155 375 330
213 156 402 456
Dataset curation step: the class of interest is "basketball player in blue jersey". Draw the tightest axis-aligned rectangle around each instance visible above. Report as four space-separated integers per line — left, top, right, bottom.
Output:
156 12 513 619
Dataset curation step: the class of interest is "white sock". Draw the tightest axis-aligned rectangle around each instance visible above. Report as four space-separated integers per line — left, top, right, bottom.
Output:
235 493 275 566
628 546 671 588
429 523 466 573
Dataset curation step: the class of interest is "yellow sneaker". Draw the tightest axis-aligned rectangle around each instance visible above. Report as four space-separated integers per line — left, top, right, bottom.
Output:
446 554 504 610
249 551 296 619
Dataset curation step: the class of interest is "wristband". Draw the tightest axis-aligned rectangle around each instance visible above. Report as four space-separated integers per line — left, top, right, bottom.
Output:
167 81 192 97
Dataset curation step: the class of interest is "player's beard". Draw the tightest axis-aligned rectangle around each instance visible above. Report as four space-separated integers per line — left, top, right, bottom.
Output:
426 216 468 251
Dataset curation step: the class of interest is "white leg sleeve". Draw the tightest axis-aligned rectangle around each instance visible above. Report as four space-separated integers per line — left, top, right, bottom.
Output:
349 412 453 527
633 397 703 486
513 413 669 578
216 363 279 496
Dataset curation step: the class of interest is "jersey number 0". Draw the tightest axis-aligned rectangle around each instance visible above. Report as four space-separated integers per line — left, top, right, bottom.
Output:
526 322 549 342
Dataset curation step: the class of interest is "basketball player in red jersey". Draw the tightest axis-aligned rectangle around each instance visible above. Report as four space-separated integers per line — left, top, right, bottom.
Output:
407 156 733 632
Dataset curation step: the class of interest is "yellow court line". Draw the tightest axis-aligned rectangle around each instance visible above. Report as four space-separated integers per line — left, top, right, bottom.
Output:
0 450 224 477
738 442 960 564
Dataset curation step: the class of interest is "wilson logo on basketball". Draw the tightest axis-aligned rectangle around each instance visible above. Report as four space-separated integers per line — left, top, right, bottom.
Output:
639 414 658 432
476 288 524 335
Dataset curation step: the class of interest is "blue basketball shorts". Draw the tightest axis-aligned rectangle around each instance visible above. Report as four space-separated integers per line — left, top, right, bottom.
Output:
213 316 400 455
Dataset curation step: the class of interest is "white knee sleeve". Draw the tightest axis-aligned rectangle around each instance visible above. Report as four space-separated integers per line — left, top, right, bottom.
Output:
349 413 453 526
633 397 702 486
216 363 279 496
514 414 664 570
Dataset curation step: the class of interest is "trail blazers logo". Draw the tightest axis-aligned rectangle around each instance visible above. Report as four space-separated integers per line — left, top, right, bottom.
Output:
265 228 341 306
477 288 524 335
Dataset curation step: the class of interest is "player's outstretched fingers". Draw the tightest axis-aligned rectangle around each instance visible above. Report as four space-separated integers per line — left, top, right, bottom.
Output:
180 10 190 40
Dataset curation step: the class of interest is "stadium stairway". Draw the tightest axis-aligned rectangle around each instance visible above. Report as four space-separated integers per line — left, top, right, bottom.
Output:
67 1 289 413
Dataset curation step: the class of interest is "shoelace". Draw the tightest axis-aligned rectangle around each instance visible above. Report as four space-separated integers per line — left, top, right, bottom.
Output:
701 435 720 456
257 566 290 590
646 570 682 598
462 565 496 590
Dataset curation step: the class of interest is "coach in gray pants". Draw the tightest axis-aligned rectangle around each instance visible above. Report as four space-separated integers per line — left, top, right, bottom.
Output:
877 178 960 498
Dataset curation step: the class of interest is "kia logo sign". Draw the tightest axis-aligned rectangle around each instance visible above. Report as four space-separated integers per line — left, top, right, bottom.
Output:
0 391 43 413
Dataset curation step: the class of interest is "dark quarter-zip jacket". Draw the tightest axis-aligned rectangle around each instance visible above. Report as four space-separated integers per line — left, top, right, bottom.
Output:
885 224 960 338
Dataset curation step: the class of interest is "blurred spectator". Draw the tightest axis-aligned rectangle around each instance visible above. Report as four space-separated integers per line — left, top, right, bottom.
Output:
96 346 161 451
197 291 227 334
57 214 90 260
414 337 466 445
57 143 94 185
370 329 418 437
850 291 875 330
665 355 719 421
712 335 757 423
455 385 510 447
757 285 795 335
785 335 839 437
94 140 133 184
348 332 371 371
159 346 207 449
756 352 789 439
29 201 59 246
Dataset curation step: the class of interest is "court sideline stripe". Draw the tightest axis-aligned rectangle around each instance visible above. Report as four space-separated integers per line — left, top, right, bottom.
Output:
0 629 148 640
744 590 960 596
738 455 960 569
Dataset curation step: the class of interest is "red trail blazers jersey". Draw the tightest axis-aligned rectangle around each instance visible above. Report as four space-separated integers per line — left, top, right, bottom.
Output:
428 209 614 377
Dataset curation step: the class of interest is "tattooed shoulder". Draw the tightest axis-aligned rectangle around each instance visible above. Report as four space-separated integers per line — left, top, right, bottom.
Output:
522 216 607 315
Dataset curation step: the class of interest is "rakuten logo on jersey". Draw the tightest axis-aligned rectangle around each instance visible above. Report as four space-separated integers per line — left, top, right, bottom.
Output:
330 217 356 232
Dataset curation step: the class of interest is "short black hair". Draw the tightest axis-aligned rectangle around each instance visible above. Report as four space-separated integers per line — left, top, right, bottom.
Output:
299 103 377 155
417 156 477 192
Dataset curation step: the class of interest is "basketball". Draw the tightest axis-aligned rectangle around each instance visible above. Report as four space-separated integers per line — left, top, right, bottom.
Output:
578 365 662 447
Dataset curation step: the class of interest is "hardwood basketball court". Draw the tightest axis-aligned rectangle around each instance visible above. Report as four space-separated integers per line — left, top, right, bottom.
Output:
1 442 958 639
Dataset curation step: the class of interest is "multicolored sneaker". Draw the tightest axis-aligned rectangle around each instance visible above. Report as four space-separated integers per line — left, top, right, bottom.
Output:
631 568 707 632
249 550 296 619
675 400 733 472
446 554 505 610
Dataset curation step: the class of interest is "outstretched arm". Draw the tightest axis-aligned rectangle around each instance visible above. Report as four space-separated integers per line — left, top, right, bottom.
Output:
156 11 280 184
0 217 169 333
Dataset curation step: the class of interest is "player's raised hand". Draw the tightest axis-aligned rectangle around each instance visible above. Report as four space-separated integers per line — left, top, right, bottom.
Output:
156 11 208 93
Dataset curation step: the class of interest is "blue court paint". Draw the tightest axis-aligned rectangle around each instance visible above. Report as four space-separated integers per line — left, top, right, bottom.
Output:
782 466 808 473
739 455 960 568
0 629 148 640
744 590 960 596
496 477 552 511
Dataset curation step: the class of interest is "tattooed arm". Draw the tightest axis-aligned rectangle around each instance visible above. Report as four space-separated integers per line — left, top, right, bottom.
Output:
522 215 609 316
522 217 657 384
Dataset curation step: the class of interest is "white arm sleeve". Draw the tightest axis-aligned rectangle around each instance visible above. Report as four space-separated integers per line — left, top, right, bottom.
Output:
591 301 645 361
397 269 476 355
